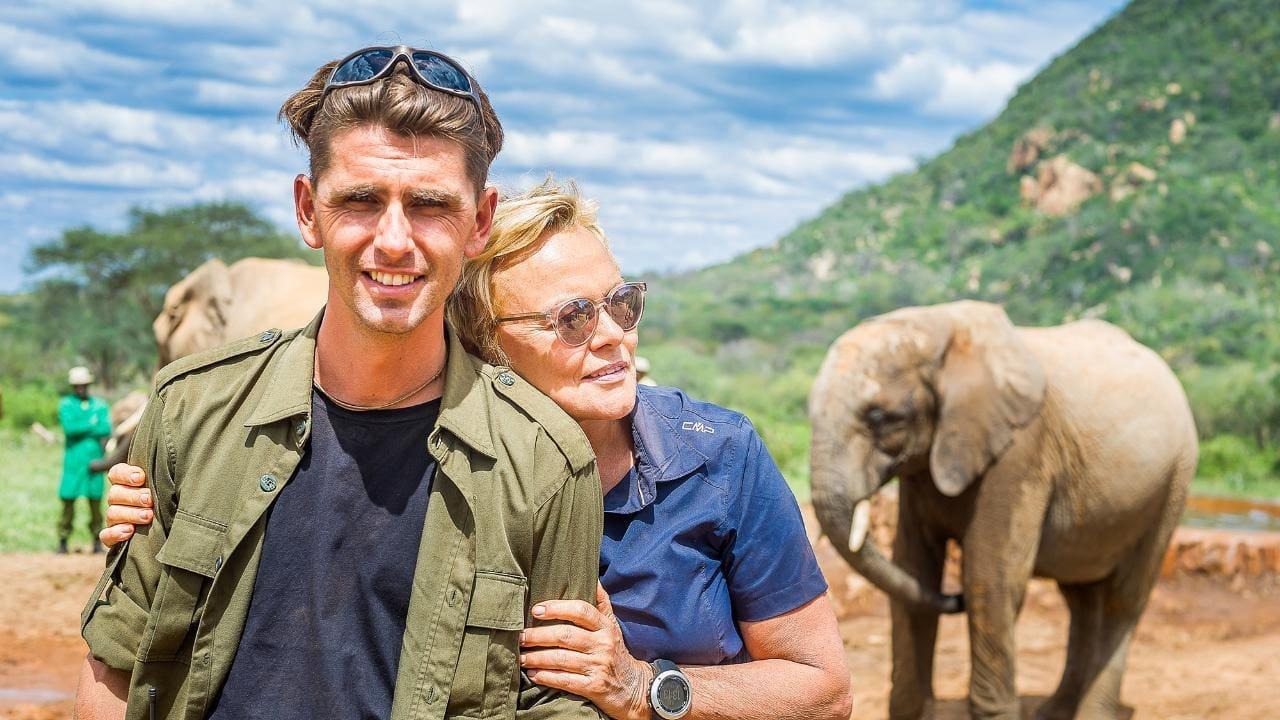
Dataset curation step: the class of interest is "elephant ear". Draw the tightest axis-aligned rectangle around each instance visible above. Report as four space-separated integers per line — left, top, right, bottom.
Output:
173 259 233 351
929 302 1046 497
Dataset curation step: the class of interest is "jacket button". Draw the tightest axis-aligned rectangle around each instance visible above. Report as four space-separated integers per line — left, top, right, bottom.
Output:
259 474 278 492
497 372 515 386
294 420 307 440
258 329 280 344
214 556 223 572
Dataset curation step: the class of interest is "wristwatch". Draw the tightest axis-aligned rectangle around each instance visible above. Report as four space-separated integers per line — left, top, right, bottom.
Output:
647 659 692 719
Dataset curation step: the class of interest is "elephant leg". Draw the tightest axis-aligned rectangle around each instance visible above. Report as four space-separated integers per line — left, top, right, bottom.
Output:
888 493 947 720
962 475 1048 719
1074 482 1185 720
1035 582 1104 720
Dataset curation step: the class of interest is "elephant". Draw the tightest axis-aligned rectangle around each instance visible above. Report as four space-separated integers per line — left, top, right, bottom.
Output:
154 257 328 366
808 301 1196 720
92 258 327 472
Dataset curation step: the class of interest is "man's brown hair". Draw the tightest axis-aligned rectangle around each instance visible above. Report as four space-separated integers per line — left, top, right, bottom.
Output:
279 55 503 190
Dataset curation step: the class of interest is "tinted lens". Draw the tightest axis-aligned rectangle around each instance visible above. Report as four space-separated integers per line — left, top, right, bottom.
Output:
411 52 472 93
605 284 645 331
331 49 394 84
555 299 598 346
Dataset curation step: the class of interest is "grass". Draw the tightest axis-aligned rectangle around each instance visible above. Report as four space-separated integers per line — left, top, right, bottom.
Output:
0 427 104 553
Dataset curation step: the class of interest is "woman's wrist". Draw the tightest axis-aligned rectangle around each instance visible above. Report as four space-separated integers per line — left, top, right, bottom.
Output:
623 657 656 720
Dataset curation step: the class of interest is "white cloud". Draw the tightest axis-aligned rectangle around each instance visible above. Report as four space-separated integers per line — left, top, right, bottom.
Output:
194 80 289 110
0 153 200 188
872 51 1031 118
0 23 146 79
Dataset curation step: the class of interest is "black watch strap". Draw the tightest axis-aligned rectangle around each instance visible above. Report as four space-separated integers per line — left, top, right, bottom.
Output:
651 659 679 676
648 659 691 719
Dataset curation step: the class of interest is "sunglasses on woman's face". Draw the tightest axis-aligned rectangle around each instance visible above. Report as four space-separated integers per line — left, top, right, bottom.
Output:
494 282 647 347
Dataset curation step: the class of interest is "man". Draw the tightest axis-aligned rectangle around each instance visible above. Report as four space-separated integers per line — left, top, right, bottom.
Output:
58 366 111 554
75 47 604 720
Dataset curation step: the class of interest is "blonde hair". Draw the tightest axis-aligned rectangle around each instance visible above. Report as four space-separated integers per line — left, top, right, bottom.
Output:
448 177 611 365
279 56 503 189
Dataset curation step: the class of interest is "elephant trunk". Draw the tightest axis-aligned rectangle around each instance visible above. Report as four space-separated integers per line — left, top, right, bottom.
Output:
811 452 963 615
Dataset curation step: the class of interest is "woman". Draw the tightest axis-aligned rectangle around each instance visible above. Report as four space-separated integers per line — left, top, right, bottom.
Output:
101 180 853 720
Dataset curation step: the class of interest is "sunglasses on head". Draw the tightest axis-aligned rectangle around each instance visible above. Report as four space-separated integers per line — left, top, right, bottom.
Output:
494 282 648 347
322 45 481 109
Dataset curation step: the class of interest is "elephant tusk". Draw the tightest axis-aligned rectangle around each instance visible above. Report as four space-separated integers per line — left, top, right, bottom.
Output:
848 499 872 553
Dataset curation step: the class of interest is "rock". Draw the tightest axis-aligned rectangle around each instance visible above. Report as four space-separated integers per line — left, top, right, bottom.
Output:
1019 175 1040 205
1107 263 1133 283
808 251 837 282
1109 161 1158 202
1138 96 1168 112
1170 117 1187 144
1007 127 1054 174
1028 155 1102 216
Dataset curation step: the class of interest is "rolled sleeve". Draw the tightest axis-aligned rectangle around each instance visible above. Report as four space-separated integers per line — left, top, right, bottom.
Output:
723 422 828 623
517 463 606 719
80 389 173 671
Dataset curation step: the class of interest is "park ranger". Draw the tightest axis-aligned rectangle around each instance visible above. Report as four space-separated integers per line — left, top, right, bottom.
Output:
75 47 604 720
58 365 111 554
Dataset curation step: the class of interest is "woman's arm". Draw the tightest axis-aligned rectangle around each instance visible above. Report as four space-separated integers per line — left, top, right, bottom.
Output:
520 586 852 720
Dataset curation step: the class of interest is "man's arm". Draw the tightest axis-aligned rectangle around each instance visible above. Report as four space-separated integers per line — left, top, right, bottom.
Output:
59 400 95 440
516 462 606 719
92 402 113 439
74 655 129 720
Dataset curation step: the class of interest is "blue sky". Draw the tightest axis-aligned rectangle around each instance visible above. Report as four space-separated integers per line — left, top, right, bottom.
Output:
0 0 1125 293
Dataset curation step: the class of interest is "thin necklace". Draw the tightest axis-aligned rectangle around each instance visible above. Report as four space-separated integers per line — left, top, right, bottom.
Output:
313 351 446 412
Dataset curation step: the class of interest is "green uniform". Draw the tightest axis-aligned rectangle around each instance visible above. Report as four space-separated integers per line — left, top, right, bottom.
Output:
58 394 111 500
82 313 605 720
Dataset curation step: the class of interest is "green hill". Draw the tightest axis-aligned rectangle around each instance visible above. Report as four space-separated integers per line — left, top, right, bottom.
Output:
640 0 1280 497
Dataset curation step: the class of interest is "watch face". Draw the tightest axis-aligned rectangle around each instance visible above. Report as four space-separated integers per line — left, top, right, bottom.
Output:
656 675 691 712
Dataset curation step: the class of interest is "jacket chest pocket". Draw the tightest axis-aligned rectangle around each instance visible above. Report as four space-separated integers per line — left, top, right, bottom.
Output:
447 572 527 719
138 511 226 662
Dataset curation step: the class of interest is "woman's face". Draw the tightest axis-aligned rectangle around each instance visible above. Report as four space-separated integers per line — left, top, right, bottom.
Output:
493 226 638 424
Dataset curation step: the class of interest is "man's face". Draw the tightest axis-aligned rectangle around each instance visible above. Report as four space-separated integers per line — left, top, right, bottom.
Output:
294 124 496 336
72 385 89 400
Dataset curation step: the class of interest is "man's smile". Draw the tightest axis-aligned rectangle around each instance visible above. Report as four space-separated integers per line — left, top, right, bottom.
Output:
363 270 424 290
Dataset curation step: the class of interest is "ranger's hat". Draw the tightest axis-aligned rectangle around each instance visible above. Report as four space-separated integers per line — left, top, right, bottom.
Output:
68 366 94 385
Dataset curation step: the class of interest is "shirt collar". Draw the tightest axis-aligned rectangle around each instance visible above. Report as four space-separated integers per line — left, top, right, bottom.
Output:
604 386 708 515
243 309 497 460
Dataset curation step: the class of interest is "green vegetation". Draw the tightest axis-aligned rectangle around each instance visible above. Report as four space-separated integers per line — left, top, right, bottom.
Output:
641 0 1280 499
0 429 80 553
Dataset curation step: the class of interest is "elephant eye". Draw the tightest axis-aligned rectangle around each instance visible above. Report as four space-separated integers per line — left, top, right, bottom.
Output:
864 406 904 429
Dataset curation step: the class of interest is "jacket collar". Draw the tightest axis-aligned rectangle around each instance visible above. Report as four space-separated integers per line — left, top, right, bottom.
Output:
244 310 496 460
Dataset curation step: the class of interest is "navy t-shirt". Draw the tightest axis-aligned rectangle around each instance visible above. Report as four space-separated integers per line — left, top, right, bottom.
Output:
208 391 439 720
601 385 828 665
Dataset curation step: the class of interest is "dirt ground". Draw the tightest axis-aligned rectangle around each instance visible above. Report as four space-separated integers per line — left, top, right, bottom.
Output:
2 552 1278 719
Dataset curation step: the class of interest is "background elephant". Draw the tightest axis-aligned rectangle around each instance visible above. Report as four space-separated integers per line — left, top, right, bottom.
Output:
92 258 327 472
808 301 1196 720
154 257 327 366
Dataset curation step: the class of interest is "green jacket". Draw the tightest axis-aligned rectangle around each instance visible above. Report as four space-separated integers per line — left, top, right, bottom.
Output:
59 394 111 500
82 314 605 720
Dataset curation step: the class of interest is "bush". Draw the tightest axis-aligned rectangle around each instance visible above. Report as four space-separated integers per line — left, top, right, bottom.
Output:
2 383 60 431
1194 434 1280 498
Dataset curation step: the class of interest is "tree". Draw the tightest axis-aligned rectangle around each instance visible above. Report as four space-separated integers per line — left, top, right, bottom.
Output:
23 201 312 387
